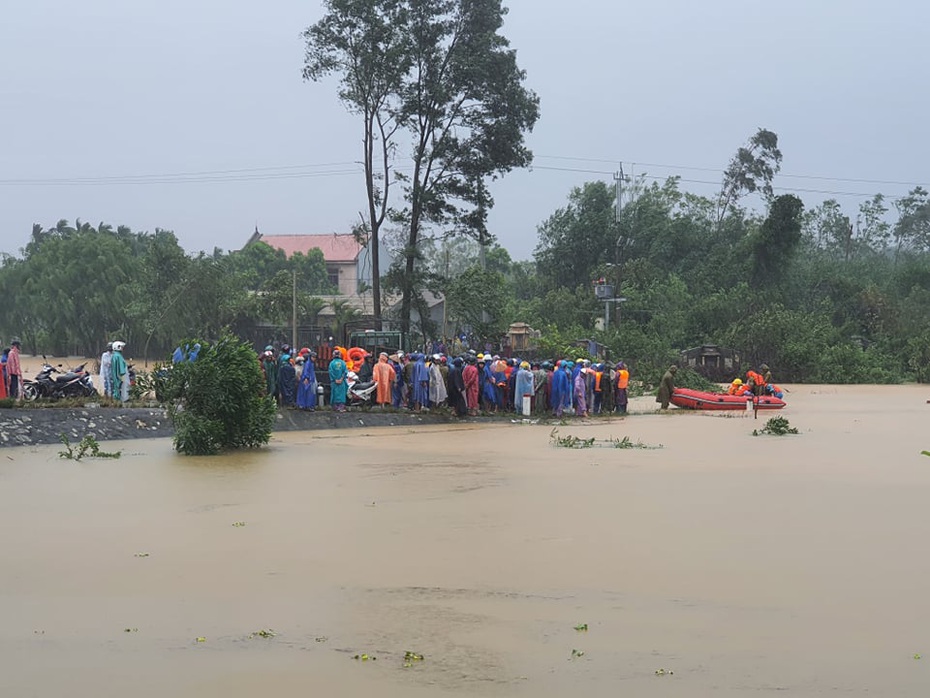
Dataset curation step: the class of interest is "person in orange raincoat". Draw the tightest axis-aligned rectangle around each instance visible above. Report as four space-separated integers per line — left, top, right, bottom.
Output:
371 352 395 407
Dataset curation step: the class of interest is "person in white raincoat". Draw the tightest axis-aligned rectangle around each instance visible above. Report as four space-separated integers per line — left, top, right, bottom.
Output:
99 342 113 397
428 354 448 407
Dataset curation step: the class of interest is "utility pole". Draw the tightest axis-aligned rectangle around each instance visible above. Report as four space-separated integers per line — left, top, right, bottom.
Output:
292 268 298 351
613 164 624 225
613 164 625 328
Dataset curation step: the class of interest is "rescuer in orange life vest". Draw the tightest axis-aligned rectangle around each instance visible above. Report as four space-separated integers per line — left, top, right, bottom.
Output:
727 377 748 396
615 361 630 414
592 364 605 414
745 369 766 397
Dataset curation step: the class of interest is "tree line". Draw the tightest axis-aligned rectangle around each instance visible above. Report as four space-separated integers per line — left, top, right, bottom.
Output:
0 220 339 358
2 163 928 384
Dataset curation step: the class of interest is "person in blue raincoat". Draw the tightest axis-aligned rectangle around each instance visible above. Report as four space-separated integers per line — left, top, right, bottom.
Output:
411 353 429 411
550 361 572 417
390 353 404 407
514 361 534 413
480 357 497 412
296 351 317 410
328 349 348 412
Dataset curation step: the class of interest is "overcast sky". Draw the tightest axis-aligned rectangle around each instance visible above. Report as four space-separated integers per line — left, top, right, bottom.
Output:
1 0 927 261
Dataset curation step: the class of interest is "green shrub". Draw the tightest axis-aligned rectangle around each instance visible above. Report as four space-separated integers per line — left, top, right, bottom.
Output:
163 332 276 455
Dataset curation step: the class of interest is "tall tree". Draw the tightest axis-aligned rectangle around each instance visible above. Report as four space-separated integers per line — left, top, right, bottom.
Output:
534 181 618 292
892 186 930 262
750 194 804 287
304 0 410 325
716 128 782 229
803 199 852 259
394 0 538 334
445 265 507 338
856 194 891 253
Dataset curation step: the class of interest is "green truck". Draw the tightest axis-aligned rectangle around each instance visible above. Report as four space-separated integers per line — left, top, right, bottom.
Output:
346 329 410 356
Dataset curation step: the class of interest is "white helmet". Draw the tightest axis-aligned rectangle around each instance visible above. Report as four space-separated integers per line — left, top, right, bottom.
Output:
112 341 126 351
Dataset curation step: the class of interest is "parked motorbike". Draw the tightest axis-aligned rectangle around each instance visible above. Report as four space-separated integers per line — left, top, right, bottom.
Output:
346 371 378 408
22 363 58 400
22 362 97 401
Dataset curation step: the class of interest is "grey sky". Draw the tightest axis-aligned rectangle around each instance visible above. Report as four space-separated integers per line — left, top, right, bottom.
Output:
1 0 927 261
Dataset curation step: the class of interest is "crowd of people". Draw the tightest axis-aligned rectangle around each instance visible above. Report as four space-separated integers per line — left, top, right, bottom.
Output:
258 343 636 418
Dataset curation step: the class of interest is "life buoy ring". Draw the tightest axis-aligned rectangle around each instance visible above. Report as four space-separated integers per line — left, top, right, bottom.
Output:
347 347 366 367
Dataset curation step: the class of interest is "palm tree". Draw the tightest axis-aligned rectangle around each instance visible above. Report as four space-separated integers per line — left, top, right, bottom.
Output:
331 299 361 344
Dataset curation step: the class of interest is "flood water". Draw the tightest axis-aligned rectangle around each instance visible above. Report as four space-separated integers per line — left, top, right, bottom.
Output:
1 385 929 697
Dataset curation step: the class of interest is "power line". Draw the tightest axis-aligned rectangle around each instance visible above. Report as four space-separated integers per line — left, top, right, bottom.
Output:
0 162 361 186
529 165 895 198
0 155 923 201
534 154 927 189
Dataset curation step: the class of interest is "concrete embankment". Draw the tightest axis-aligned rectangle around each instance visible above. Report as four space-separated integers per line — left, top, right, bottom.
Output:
0 406 466 448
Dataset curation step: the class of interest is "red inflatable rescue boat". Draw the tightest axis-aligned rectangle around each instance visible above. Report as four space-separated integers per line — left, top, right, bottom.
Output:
670 388 786 411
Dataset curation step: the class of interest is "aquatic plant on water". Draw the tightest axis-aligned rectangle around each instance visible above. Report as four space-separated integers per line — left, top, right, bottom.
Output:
752 416 799 436
550 428 661 450
58 434 121 460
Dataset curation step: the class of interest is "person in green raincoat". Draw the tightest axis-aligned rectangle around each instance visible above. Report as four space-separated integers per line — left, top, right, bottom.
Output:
110 341 129 402
261 347 278 401
328 348 348 411
656 364 677 410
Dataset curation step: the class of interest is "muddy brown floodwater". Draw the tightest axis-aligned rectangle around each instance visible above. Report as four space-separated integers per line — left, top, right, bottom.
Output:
1 384 929 697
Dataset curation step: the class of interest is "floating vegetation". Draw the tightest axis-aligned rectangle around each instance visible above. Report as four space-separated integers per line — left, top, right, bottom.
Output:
403 650 425 667
250 629 276 639
922 451 930 457
655 668 674 676
58 434 121 460
123 628 138 633
573 623 588 632
133 552 150 558
550 428 661 450
550 429 596 448
606 436 658 449
352 653 376 661
915 653 922 660
232 521 247 527
570 648 585 659
195 637 206 643
752 416 799 436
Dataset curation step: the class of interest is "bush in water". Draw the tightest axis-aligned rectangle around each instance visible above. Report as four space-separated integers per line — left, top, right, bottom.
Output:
163 332 276 456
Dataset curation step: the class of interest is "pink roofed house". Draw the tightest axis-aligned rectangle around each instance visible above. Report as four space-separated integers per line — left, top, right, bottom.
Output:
245 231 380 296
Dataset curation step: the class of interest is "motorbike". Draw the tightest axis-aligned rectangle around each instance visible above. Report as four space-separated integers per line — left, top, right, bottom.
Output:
346 371 378 408
22 362 98 401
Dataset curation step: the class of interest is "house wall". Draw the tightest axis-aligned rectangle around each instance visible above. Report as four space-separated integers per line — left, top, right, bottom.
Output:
328 261 358 296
